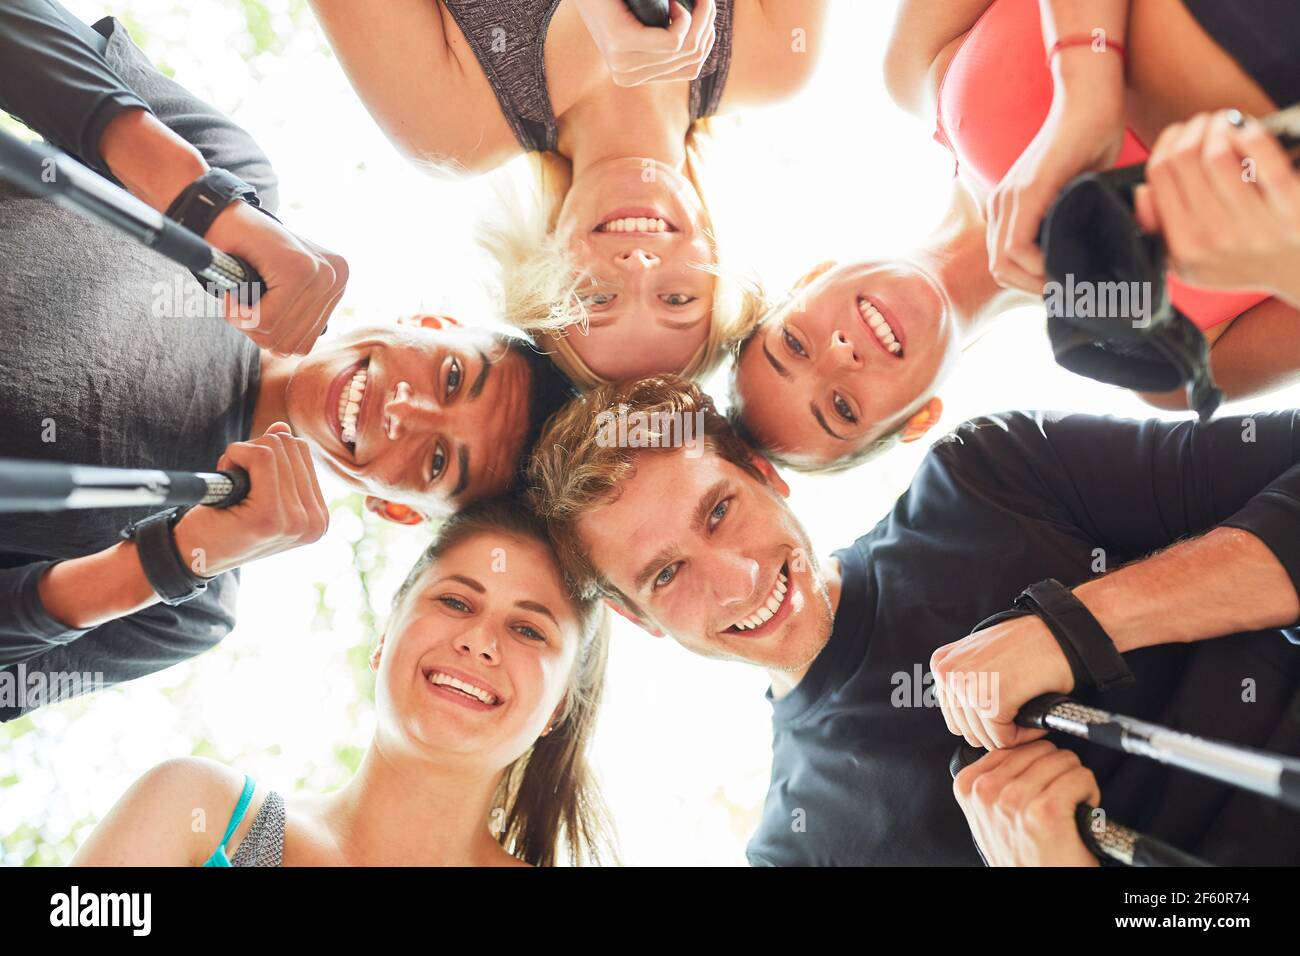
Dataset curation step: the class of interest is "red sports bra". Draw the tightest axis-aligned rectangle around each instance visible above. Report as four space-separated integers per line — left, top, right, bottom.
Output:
934 0 1270 331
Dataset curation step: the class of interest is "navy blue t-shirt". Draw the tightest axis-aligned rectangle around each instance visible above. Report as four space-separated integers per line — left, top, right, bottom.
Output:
747 411 1300 866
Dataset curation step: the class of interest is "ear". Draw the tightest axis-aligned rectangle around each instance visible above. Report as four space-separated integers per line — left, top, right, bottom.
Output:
365 496 427 526
746 450 791 499
603 597 664 639
398 313 461 331
792 259 837 292
369 632 386 672
900 397 944 444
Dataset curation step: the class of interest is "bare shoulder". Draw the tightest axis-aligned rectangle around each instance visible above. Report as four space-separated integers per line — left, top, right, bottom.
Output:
719 0 830 110
882 0 994 118
72 757 251 866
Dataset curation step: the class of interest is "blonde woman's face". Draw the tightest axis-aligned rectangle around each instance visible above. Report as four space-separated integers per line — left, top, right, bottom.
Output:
374 533 582 771
555 159 717 380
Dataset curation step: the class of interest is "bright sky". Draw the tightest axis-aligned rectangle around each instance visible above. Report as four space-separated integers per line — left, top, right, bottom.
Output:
3 0 1298 867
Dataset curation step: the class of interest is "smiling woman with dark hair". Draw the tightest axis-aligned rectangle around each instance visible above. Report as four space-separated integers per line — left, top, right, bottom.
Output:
71 497 614 867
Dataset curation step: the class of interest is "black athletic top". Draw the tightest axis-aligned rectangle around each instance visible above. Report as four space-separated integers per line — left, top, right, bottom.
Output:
1184 0 1300 109
748 411 1300 866
440 0 735 152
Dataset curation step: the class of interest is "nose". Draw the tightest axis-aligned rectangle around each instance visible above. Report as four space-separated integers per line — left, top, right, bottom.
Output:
613 248 661 271
456 623 500 665
383 380 443 440
825 329 862 370
712 551 762 608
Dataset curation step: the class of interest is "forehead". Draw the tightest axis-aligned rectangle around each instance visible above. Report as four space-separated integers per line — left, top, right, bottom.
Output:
577 449 734 576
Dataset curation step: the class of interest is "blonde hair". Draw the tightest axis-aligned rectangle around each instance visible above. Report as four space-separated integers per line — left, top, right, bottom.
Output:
478 119 766 389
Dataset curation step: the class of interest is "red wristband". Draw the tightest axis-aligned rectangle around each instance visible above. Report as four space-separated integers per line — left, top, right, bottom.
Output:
1047 34 1127 69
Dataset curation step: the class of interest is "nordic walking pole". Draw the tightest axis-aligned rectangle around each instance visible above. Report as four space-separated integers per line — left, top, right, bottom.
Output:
949 743 1212 867
1017 693 1300 812
0 127 263 305
0 459 249 512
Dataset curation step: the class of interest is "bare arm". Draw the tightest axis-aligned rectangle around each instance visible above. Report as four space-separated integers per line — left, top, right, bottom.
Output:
71 758 255 866
722 0 831 109
882 0 996 117
1139 299 1300 411
307 0 504 173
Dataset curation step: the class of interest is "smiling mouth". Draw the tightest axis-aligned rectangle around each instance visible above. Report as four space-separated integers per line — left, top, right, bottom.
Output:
725 562 792 637
857 297 904 358
327 357 371 457
423 667 503 709
594 207 677 234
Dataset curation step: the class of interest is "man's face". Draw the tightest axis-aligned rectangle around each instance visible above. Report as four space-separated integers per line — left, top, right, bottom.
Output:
576 447 833 671
735 260 957 466
285 323 532 514
554 159 716 381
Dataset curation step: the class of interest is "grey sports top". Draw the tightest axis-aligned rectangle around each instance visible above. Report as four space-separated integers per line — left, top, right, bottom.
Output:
440 0 735 152
230 789 287 867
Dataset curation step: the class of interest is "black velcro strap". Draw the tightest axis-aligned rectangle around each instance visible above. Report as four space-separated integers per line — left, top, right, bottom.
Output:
121 508 207 606
1013 579 1134 694
164 167 260 239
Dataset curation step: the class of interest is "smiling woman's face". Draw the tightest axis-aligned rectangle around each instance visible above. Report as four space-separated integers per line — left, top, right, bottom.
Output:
554 158 716 380
374 531 582 772
735 260 958 466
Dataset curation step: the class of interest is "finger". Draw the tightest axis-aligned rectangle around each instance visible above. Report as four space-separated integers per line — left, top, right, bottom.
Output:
1145 125 1204 265
1133 184 1161 234
1234 116 1300 228
994 747 1083 823
287 432 329 539
1004 190 1048 286
953 745 1015 804
1201 112 1272 230
1165 113 1235 242
222 441 279 506
285 259 339 356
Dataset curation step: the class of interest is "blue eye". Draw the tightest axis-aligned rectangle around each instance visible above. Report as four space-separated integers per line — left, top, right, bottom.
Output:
782 328 808 357
446 358 462 398
654 564 680 589
431 444 447 481
515 625 546 642
833 394 858 424
438 595 470 612
662 293 697 306
711 499 730 523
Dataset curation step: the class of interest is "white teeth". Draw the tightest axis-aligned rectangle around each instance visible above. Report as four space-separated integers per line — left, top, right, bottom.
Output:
730 569 791 632
337 366 368 445
598 216 669 233
429 671 497 705
857 298 903 355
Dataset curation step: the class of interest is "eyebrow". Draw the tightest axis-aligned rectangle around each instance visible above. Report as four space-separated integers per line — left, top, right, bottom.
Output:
631 479 730 593
443 574 485 593
811 403 849 442
516 599 558 627
762 338 791 380
468 350 492 400
450 444 470 498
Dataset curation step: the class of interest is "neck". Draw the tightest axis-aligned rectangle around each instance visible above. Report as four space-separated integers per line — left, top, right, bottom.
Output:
556 84 691 180
251 351 297 436
318 736 509 866
767 554 843 699
909 182 1035 341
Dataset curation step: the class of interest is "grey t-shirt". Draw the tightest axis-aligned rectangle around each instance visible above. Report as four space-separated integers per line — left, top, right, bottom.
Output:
0 12 271 719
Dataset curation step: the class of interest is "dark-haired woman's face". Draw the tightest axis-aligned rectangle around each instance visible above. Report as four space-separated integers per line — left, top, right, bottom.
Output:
374 533 583 771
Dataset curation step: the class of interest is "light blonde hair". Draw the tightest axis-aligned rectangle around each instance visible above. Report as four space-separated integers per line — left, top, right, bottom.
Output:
478 119 766 389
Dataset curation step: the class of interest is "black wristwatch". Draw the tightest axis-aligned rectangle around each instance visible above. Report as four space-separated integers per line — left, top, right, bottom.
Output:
164 167 264 238
120 507 209 606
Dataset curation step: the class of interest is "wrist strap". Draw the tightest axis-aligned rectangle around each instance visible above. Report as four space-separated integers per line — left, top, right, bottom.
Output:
164 168 260 239
120 508 208 606
1013 579 1134 693
1047 35 1127 69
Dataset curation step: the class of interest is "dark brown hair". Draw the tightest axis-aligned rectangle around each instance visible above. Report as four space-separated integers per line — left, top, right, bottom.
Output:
392 496 615 866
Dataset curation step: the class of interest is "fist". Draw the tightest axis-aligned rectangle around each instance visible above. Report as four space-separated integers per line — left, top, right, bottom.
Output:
573 0 717 88
173 422 329 577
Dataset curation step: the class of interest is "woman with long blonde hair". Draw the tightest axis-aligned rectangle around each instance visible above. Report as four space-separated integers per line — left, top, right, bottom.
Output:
308 0 828 386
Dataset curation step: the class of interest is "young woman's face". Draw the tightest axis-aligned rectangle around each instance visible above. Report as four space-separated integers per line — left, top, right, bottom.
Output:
375 532 583 771
734 261 958 467
554 158 716 380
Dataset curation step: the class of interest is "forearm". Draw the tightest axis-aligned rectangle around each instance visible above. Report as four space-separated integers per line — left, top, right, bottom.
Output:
98 106 209 213
0 0 150 173
1075 526 1300 652
36 542 162 631
1039 0 1127 105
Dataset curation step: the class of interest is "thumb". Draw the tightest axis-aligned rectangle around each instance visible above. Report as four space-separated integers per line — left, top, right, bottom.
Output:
1133 184 1160 234
264 420 293 437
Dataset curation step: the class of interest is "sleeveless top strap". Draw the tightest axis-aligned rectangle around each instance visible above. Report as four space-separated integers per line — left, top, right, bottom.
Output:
201 774 256 868
442 0 736 154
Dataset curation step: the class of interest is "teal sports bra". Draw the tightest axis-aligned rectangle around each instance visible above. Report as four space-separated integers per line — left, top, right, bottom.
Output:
202 774 256 868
